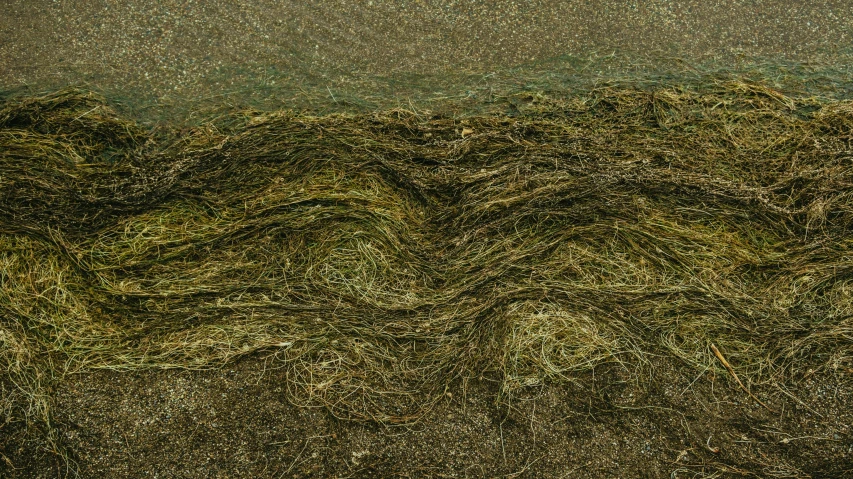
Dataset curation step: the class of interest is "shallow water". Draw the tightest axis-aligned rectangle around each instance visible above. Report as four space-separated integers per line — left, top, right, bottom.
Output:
2 0 853 121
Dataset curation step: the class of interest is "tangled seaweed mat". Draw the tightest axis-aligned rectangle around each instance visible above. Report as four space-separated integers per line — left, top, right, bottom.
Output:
1 84 853 474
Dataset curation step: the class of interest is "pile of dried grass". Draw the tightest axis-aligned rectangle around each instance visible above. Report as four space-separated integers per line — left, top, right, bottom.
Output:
1 84 852 460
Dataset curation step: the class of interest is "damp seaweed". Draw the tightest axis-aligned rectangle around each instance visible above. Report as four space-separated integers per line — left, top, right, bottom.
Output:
2 83 852 468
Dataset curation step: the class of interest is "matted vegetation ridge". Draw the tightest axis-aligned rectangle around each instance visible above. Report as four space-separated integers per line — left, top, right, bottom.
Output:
1 84 852 463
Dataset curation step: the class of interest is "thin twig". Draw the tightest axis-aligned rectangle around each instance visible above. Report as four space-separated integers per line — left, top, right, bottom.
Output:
710 343 773 412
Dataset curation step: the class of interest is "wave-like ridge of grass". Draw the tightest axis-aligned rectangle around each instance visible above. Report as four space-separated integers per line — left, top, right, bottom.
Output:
1 84 852 462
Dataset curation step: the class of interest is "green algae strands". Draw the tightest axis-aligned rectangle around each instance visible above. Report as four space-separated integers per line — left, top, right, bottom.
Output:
2 84 853 431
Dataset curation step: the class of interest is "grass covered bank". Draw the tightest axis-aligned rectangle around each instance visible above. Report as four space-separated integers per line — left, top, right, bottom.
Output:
1 81 852 476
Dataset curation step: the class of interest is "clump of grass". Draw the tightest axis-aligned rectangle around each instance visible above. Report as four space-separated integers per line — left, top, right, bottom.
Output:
2 84 853 467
